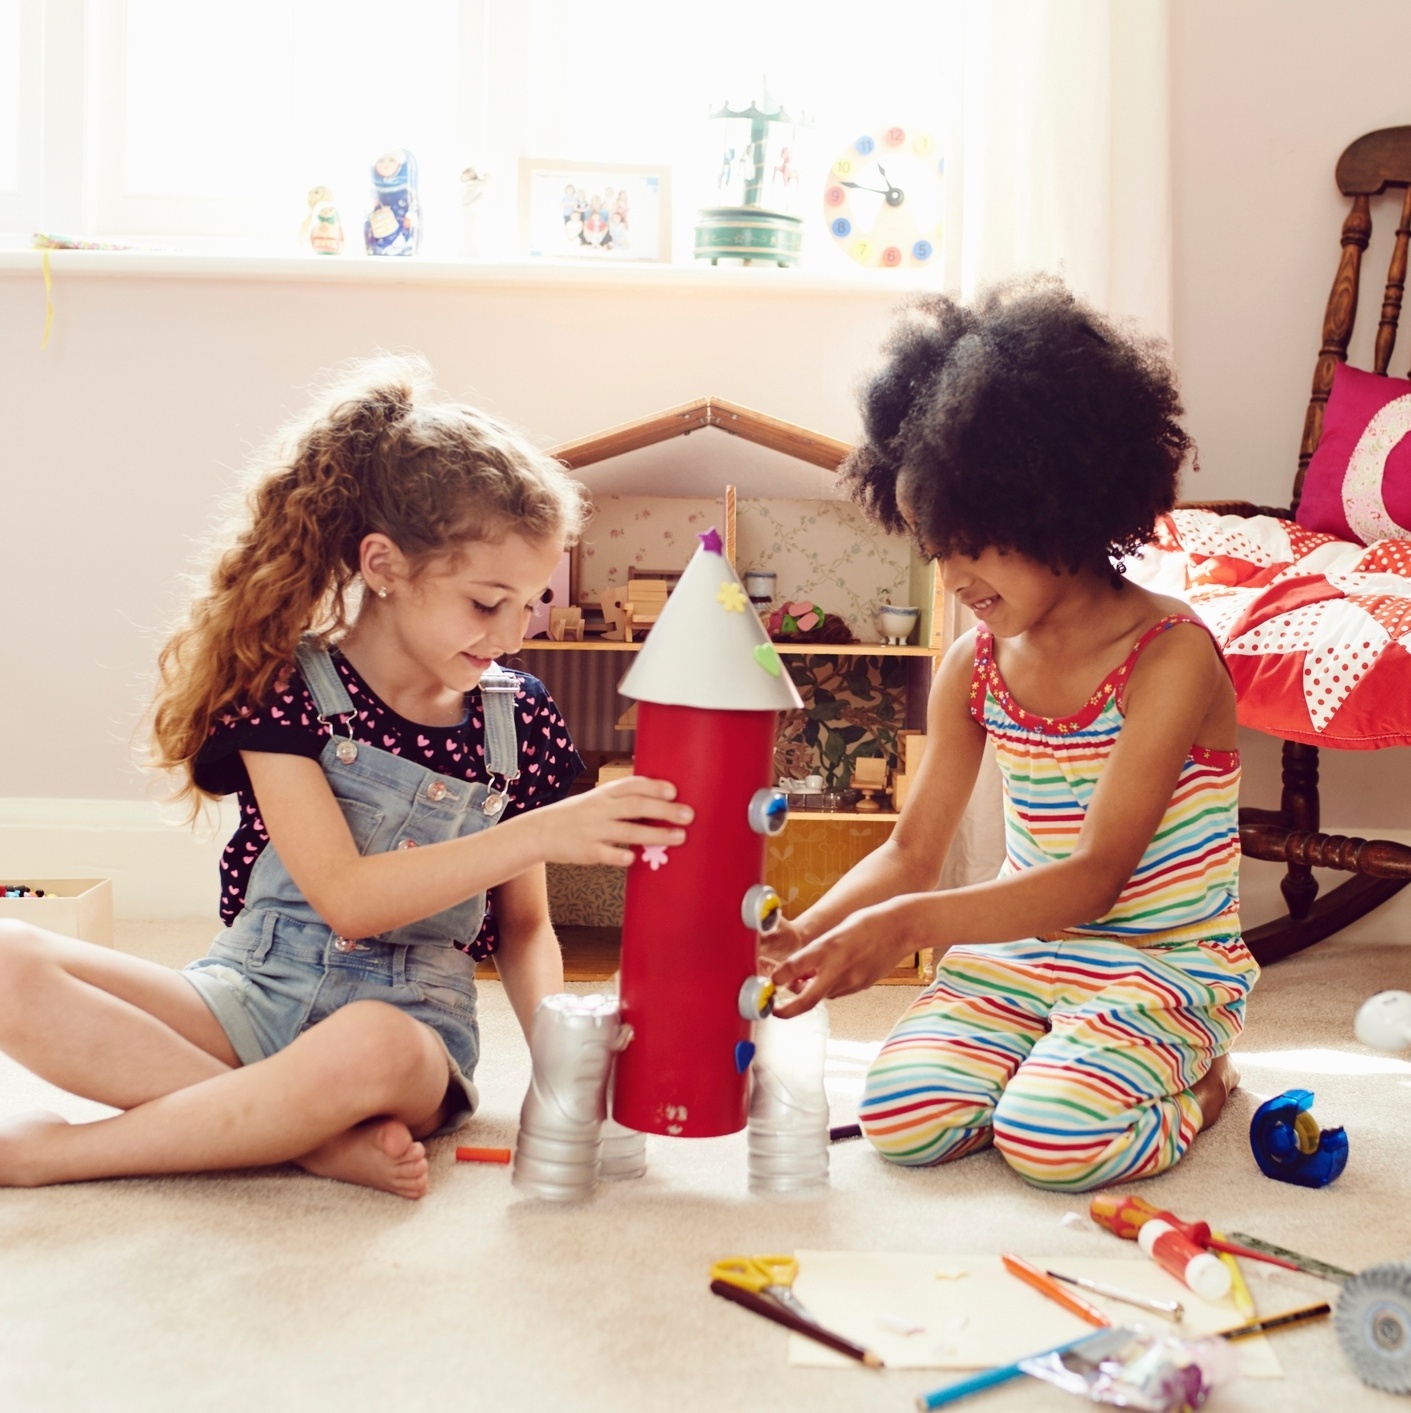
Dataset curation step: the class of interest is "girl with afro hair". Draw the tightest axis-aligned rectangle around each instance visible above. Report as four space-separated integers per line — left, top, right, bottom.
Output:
769 277 1257 1192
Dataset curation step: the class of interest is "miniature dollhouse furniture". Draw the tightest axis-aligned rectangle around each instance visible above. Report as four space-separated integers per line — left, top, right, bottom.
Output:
1139 127 1411 964
503 396 947 984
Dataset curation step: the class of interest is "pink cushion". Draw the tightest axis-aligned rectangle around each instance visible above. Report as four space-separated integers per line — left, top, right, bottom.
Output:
1297 362 1411 543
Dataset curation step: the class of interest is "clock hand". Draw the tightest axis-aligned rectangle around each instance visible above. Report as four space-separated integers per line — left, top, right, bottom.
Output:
840 180 892 197
874 165 906 206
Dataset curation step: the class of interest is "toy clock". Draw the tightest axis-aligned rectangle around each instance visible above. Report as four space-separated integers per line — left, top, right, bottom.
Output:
824 126 944 269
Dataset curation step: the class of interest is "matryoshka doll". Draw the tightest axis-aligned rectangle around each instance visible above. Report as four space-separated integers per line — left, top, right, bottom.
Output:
364 148 420 256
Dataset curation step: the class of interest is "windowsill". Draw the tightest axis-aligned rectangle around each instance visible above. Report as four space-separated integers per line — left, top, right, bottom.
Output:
0 246 940 296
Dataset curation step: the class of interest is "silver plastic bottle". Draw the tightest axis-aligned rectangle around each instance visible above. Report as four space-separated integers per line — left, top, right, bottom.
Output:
512 993 628 1201
747 1002 830 1194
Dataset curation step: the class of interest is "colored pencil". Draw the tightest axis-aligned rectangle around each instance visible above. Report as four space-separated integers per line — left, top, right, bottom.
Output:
709 1279 884 1368
1215 1301 1332 1341
1001 1253 1111 1327
917 1328 1134 1409
455 1146 512 1164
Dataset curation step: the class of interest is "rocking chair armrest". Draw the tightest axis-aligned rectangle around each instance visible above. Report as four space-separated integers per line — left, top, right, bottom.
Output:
1175 498 1296 520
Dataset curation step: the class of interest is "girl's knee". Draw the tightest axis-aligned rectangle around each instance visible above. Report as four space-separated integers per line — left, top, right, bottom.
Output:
0 922 61 999
317 1001 445 1104
859 1065 996 1168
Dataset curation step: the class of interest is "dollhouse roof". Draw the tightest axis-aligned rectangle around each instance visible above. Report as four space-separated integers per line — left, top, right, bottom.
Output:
617 530 805 713
552 396 850 470
550 397 851 500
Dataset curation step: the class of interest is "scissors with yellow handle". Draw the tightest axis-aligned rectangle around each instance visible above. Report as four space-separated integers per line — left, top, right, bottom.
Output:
710 1254 817 1325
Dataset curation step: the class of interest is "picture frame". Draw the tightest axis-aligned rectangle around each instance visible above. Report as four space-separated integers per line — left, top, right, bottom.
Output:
520 160 672 263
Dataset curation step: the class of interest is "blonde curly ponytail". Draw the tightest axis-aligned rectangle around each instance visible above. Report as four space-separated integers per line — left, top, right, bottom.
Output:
149 355 585 812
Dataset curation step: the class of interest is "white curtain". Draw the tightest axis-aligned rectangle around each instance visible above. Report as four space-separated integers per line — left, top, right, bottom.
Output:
947 0 1172 338
938 0 1172 890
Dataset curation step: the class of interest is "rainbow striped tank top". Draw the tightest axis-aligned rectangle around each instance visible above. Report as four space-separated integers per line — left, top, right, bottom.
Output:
970 614 1241 946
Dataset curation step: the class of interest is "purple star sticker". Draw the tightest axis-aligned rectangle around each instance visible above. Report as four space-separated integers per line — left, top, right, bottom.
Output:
698 526 724 555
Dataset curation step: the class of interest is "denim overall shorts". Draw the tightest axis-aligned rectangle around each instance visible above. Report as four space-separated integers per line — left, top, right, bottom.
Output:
183 639 521 1132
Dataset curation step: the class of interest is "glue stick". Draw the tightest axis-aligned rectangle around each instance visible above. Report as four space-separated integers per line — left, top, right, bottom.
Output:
1137 1219 1232 1301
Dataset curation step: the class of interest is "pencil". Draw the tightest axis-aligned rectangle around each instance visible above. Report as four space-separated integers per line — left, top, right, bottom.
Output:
1001 1253 1111 1327
455 1146 512 1164
709 1279 884 1368
1216 1301 1332 1341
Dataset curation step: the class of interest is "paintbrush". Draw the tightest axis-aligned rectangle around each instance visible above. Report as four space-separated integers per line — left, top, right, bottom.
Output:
709 1279 884 1367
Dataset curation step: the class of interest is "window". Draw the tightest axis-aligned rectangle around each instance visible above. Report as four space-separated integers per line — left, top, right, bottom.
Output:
0 0 39 233
9 0 961 269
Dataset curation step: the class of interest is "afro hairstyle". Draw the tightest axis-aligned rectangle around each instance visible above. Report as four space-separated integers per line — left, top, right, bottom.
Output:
839 275 1194 576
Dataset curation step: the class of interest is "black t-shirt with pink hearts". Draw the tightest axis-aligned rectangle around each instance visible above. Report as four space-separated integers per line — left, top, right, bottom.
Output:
194 649 583 959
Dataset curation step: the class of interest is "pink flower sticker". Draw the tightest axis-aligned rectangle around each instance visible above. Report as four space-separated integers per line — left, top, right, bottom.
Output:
641 845 670 871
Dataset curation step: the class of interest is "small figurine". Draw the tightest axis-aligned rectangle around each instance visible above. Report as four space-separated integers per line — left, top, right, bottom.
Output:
364 149 420 257
299 186 343 254
308 198 344 255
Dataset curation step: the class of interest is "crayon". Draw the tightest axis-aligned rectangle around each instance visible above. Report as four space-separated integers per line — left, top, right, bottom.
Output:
455 1146 512 1164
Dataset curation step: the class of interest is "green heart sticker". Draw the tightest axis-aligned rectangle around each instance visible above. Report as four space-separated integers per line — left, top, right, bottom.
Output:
753 643 782 677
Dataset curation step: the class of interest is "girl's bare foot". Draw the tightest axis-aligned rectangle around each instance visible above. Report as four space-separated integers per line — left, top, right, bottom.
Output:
0 1110 72 1187
1191 1054 1241 1131
298 1118 429 1200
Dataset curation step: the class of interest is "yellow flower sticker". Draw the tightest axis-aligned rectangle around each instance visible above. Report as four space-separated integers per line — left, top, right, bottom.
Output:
716 581 749 613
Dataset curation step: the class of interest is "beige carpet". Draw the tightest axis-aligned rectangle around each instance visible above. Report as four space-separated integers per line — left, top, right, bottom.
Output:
1 924 1409 1413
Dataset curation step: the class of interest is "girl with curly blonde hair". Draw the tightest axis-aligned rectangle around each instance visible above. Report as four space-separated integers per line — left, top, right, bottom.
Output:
0 357 690 1198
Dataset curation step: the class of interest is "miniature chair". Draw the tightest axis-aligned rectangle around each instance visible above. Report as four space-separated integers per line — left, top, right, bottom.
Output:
1157 127 1411 963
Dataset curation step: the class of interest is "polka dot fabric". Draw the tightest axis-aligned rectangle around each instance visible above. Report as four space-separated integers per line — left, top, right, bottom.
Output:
196 653 583 955
1129 509 1411 748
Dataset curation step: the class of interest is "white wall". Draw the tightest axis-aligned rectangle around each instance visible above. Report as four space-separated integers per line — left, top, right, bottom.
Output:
1169 0 1411 914
4 0 1410 925
1171 0 1411 510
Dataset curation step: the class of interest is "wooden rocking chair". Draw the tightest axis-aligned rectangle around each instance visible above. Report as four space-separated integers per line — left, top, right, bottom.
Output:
1188 127 1411 964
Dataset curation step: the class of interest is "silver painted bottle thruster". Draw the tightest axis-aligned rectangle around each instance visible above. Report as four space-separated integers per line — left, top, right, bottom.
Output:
513 993 631 1201
747 1002 830 1195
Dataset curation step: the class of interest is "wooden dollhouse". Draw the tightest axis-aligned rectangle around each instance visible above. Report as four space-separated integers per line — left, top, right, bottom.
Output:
495 397 950 985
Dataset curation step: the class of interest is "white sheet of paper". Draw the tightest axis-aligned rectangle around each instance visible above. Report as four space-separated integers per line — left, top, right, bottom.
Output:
787 1252 1281 1377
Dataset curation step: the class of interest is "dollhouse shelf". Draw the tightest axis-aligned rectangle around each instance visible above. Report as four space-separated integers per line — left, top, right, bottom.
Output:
524 640 940 657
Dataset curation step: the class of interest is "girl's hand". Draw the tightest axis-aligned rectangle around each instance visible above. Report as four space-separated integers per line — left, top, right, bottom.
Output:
770 898 920 1018
757 914 809 972
535 776 692 868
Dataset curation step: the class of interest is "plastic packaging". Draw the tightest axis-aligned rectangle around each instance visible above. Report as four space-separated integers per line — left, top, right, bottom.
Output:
747 1003 830 1194
1138 1220 1232 1302
512 993 625 1201
1019 1327 1237 1412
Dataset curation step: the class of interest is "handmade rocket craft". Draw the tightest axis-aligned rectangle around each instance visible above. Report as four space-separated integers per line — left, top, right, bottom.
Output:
610 527 803 1138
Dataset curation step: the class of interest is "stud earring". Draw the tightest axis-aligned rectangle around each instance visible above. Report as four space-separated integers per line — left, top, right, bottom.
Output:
376 586 390 599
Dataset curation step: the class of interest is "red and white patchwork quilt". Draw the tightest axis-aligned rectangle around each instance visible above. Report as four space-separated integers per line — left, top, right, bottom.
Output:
1128 509 1411 749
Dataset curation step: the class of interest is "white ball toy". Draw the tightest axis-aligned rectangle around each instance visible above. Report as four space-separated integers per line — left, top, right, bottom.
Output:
1354 990 1411 1052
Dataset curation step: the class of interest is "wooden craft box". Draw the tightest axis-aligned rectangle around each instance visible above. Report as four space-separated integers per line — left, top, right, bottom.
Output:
0 878 114 946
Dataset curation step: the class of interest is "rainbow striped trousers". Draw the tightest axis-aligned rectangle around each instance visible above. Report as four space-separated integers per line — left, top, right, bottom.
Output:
859 936 1259 1192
